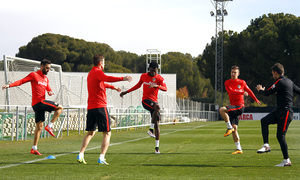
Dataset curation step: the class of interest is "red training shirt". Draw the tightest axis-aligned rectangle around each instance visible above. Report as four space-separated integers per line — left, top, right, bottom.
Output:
9 70 52 106
87 66 123 109
126 73 167 102
225 78 259 106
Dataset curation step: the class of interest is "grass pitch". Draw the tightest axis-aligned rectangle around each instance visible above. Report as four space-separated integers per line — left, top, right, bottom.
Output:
0 120 299 179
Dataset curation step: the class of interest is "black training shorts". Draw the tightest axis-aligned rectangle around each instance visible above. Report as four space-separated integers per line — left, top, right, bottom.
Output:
32 100 59 123
142 99 160 121
86 107 111 132
226 105 244 126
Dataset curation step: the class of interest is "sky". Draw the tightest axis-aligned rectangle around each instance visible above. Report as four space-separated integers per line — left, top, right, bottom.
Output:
0 0 299 58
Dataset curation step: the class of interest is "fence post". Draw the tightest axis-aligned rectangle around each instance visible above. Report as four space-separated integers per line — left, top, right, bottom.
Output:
78 108 81 134
67 108 69 136
11 111 14 141
24 107 28 140
195 102 198 121
16 106 19 141
3 55 11 112
83 108 86 134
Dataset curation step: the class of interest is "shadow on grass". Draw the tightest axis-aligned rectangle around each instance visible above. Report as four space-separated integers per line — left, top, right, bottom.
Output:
139 164 218 167
0 161 99 166
107 152 201 155
138 164 272 168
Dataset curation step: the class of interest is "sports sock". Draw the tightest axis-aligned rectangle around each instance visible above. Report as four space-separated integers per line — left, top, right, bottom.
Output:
150 123 155 129
235 142 242 150
226 122 233 129
99 154 105 161
155 140 159 147
32 145 37 150
264 143 270 147
48 122 53 128
79 152 84 158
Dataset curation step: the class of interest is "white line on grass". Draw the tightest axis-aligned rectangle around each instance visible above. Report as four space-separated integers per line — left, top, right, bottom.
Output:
0 123 211 170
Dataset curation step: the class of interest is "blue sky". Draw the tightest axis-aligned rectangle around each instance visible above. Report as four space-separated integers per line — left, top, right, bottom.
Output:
0 0 299 58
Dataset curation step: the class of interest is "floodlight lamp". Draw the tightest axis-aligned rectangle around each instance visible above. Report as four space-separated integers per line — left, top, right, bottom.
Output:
223 9 228 16
210 11 214 16
217 9 221 15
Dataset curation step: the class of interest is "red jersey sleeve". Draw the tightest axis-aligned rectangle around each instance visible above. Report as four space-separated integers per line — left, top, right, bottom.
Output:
97 70 124 82
127 75 144 93
158 77 167 91
45 77 52 92
105 83 115 89
9 72 34 87
225 81 232 94
244 82 259 103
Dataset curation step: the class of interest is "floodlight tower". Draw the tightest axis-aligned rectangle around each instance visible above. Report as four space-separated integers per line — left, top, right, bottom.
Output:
146 49 161 74
210 0 232 109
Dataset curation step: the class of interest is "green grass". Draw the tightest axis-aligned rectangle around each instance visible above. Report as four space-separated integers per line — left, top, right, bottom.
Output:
0 120 299 180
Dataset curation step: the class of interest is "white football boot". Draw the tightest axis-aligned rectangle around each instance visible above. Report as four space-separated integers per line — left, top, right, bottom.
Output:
257 145 271 153
275 159 292 167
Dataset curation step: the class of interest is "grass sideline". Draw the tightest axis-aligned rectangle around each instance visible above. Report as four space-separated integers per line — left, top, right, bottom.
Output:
0 121 299 179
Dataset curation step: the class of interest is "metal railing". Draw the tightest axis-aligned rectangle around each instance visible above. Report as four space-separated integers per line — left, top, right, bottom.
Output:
0 103 217 141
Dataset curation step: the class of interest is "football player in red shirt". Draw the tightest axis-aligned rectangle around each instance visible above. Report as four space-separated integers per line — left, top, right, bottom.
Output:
120 62 167 154
2 59 63 155
76 54 132 165
219 65 260 154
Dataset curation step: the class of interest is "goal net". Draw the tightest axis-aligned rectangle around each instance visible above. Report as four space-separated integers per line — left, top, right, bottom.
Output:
2 56 63 107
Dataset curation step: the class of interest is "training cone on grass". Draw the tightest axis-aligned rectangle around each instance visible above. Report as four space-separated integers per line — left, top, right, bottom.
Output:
46 155 56 159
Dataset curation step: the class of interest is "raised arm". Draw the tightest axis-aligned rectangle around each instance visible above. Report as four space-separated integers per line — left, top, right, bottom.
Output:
120 76 143 97
128 78 143 91
257 79 280 96
2 73 34 90
98 70 124 83
105 83 121 92
244 84 260 104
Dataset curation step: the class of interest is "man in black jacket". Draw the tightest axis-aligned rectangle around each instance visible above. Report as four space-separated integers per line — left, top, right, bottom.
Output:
256 63 300 167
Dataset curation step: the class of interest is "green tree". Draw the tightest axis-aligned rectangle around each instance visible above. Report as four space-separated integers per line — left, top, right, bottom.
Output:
198 13 300 106
61 62 72 72
105 61 132 73
116 51 140 72
17 33 131 72
162 52 214 98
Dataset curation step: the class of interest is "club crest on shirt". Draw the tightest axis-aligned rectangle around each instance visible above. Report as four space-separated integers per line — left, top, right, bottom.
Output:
153 78 156 82
237 85 241 89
